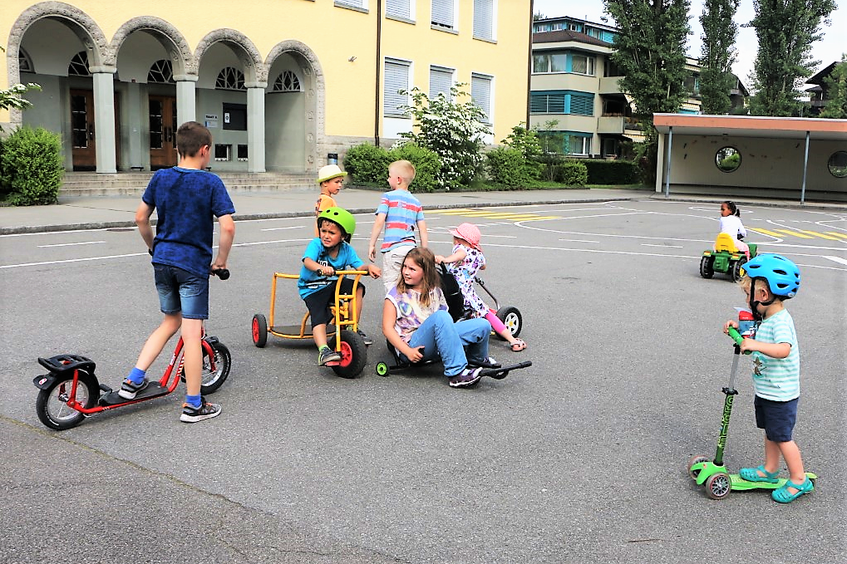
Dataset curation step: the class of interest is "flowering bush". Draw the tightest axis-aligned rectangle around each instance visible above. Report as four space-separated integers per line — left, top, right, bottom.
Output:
397 85 491 190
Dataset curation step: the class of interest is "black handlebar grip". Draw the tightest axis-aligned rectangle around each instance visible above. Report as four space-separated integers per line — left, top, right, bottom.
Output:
213 268 230 280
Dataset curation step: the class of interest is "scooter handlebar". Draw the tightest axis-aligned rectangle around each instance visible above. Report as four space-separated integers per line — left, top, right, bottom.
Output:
727 326 744 347
212 268 230 280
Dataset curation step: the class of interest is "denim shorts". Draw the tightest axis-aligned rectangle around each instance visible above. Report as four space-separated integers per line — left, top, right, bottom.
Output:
303 278 364 328
154 264 209 320
754 395 798 443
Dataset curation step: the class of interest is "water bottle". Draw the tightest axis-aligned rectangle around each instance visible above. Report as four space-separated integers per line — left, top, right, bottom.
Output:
738 309 757 338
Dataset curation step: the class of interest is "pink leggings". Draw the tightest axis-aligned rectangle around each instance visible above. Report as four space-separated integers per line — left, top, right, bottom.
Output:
484 311 507 334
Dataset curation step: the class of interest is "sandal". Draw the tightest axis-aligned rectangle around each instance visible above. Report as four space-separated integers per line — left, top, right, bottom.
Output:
739 465 780 484
772 476 814 503
510 339 527 352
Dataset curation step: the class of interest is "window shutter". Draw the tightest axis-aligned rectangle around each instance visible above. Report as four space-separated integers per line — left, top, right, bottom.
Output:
471 73 492 122
473 0 494 40
569 93 594 116
336 0 365 8
429 66 453 99
432 0 454 28
384 59 410 117
386 0 410 19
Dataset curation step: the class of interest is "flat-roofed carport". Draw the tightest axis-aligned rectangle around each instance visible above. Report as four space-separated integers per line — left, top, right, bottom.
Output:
654 114 847 203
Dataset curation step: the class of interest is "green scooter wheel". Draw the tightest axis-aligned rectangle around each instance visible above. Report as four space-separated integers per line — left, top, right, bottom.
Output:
375 362 389 377
706 472 731 500
687 455 710 480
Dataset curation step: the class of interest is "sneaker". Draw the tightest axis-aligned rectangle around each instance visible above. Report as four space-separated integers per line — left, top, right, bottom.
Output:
356 329 374 346
318 346 342 365
118 377 149 400
469 356 500 368
448 366 483 388
179 399 221 423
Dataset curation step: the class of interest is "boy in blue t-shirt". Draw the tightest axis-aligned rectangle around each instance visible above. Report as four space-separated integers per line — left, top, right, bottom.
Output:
301 207 381 365
119 121 235 423
724 254 812 503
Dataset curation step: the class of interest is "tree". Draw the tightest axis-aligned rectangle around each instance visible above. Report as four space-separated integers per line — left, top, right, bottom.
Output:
604 0 691 183
0 47 41 130
699 0 739 115
819 56 847 119
747 0 836 117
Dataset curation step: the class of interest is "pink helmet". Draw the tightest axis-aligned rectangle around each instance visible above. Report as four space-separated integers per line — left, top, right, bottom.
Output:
449 223 482 251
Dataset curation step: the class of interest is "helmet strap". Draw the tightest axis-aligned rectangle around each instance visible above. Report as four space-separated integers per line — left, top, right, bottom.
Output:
748 278 775 321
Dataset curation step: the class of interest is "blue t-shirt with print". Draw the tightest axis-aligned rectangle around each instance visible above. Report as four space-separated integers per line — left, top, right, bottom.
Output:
298 238 365 298
143 167 235 278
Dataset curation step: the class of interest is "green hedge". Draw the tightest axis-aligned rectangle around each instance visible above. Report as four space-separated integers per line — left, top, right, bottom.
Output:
486 146 542 188
0 126 64 206
343 142 441 192
579 159 639 185
554 161 588 186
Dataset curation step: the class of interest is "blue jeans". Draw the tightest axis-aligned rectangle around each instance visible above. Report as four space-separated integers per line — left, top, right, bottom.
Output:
406 310 491 377
154 264 209 320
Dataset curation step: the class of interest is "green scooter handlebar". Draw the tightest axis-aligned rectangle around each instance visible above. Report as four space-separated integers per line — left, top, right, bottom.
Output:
727 326 745 348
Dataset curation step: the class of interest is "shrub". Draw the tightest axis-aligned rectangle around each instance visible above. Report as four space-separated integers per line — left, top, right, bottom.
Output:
486 147 537 188
555 161 588 186
580 159 640 184
343 143 390 185
0 126 63 206
388 143 440 193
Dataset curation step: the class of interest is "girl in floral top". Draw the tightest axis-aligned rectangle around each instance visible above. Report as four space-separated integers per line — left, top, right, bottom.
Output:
436 223 527 352
382 247 494 388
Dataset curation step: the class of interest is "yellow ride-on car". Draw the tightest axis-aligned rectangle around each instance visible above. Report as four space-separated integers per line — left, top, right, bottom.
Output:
700 233 758 283
251 270 368 378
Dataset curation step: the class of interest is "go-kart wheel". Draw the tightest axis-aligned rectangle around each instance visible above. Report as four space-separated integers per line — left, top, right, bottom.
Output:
375 362 389 377
732 257 747 283
687 455 710 480
252 314 268 348
705 472 731 500
700 256 715 279
496 306 522 339
179 340 232 395
331 330 367 379
36 373 97 430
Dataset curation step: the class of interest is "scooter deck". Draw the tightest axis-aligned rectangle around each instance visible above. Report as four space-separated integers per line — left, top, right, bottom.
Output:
99 383 169 406
729 471 817 491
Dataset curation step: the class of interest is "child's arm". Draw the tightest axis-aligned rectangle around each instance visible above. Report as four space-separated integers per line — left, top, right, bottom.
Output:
417 219 428 248
435 247 467 265
213 214 235 270
366 264 381 278
135 202 155 251
382 299 424 362
368 213 386 262
740 339 791 358
303 257 333 277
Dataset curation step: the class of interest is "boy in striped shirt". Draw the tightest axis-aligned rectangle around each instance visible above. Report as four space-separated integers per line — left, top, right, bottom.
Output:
368 160 428 292
724 254 812 503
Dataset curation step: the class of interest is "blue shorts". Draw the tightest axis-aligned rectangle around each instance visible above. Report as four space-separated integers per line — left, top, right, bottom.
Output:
754 395 798 443
154 264 209 320
303 277 364 328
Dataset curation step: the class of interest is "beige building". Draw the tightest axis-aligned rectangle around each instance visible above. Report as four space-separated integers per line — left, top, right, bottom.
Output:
2 1 531 174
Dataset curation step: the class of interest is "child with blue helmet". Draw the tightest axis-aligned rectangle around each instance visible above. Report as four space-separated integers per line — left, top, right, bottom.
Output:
723 254 812 503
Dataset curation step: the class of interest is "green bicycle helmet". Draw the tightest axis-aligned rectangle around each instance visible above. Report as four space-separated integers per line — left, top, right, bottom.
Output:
318 207 356 241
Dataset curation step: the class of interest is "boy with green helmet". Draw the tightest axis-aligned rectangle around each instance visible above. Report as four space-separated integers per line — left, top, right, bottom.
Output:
299 207 382 364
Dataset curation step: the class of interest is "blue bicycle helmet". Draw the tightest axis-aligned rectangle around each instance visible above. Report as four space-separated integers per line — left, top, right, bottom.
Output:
742 254 800 298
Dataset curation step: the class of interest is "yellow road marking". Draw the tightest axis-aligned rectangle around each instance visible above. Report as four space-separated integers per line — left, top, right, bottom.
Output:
773 229 814 239
794 230 843 241
825 232 847 240
750 228 785 238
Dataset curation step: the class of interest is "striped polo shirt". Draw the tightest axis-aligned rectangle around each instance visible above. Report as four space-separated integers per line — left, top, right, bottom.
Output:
750 308 800 401
376 190 425 252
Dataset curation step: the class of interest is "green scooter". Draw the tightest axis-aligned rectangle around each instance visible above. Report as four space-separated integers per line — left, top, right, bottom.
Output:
687 325 816 499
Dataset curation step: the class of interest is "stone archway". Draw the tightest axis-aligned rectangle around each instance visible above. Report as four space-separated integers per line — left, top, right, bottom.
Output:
265 40 325 172
6 1 110 128
109 16 194 78
194 28 265 85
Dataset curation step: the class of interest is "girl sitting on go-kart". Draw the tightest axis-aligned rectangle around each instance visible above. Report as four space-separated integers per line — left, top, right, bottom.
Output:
382 247 494 388
717 200 750 258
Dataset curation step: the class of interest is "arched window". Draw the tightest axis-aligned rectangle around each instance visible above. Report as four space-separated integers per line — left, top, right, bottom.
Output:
216 67 245 90
68 51 91 77
272 70 302 92
19 49 33 73
148 59 174 84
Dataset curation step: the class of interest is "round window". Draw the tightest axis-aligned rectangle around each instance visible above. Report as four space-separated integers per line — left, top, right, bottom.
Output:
715 147 741 173
827 151 847 178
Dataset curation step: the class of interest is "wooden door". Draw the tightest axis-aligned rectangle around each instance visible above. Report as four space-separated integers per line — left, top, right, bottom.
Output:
149 95 178 169
70 89 96 171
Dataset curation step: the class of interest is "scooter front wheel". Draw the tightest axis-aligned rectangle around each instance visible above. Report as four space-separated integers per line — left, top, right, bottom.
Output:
705 472 731 500
687 455 710 480
36 374 97 430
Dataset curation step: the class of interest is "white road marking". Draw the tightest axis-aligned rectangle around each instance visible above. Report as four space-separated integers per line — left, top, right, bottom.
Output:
823 256 847 266
37 241 106 248
642 243 683 249
261 226 303 232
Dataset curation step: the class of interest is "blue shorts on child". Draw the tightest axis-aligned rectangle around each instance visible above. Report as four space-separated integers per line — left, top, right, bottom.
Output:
754 395 798 442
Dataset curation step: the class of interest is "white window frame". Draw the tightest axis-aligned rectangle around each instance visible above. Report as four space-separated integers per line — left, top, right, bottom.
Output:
431 0 459 32
473 0 497 42
571 53 596 76
386 0 415 21
335 0 368 12
383 57 412 118
429 65 455 100
471 72 494 125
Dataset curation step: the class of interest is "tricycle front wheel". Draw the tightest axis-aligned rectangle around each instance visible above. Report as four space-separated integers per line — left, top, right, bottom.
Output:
331 330 367 379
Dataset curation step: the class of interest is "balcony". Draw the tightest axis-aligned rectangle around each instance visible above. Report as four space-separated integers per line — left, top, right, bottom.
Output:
599 76 623 94
598 115 624 134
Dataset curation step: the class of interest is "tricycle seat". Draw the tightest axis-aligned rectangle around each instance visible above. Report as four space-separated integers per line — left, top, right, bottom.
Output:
38 354 96 375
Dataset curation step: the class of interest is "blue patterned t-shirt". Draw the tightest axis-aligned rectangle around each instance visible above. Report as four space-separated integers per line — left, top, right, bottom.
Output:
143 167 236 278
750 308 800 401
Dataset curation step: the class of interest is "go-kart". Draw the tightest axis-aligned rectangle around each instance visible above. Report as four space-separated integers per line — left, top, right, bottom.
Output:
700 233 758 282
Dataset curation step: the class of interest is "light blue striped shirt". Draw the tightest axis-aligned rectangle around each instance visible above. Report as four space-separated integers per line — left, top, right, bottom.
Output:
751 309 800 401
